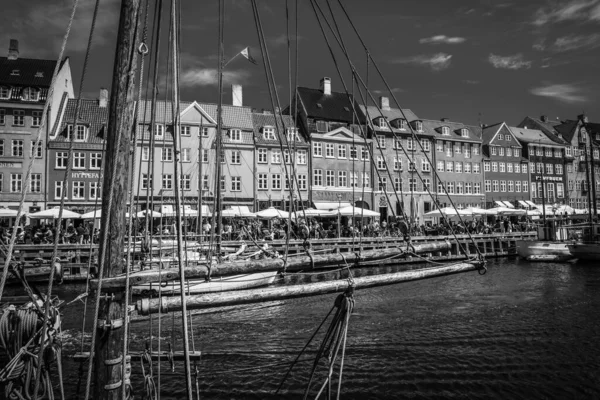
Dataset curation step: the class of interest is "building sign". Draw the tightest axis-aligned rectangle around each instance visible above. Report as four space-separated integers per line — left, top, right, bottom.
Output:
72 172 102 179
535 176 563 182
0 162 22 168
313 191 363 202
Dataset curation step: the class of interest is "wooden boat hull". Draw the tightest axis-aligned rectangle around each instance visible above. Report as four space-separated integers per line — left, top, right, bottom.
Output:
516 240 573 262
567 242 600 262
132 271 279 296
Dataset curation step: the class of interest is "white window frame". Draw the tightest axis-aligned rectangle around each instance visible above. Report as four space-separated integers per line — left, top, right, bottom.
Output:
231 176 241 191
231 150 241 165
325 143 335 158
312 142 322 157
229 129 242 142
73 152 85 169
72 181 85 199
182 148 191 162
263 126 275 140
258 148 267 164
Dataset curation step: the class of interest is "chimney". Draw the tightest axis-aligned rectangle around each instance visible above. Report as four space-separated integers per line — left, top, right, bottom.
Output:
379 96 390 111
320 77 331 95
441 117 450 122
7 39 19 60
99 88 108 108
232 84 243 107
540 115 548 122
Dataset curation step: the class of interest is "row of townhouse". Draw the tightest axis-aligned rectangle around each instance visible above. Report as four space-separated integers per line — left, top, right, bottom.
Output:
2 39 598 219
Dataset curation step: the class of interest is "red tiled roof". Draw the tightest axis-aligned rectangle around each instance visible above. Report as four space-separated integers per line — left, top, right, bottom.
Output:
51 98 109 144
252 112 308 147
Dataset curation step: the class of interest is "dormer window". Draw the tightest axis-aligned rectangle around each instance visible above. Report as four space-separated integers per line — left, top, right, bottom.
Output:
154 124 164 138
10 70 19 76
286 127 299 141
460 128 469 138
392 118 406 130
67 125 88 142
316 121 328 133
441 126 450 136
0 86 11 100
376 117 388 129
415 121 423 132
263 126 275 140
505 135 511 141
35 72 44 78
229 129 242 142
21 87 40 102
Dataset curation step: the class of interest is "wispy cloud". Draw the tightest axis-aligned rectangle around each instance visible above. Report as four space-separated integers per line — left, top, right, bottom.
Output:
392 53 452 71
488 53 532 70
552 33 600 51
419 35 466 45
532 0 600 26
268 34 302 47
372 88 403 95
530 83 587 103
463 80 480 84
180 68 251 87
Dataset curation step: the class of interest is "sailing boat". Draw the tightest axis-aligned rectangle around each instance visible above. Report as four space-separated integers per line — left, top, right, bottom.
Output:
567 114 600 261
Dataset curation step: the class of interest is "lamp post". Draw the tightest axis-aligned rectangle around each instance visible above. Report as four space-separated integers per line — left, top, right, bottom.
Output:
337 193 342 238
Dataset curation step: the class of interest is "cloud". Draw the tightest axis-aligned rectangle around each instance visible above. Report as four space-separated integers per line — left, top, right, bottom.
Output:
0 0 121 56
392 53 452 71
268 34 302 47
463 80 480 84
532 0 600 26
488 53 532 69
530 83 587 103
180 68 251 87
372 88 404 95
552 33 600 51
419 35 466 45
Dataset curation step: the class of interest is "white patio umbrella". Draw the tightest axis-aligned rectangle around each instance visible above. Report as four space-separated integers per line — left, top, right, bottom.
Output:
137 210 162 218
424 207 471 217
291 208 334 219
494 207 526 215
220 206 257 218
463 207 496 216
255 207 290 219
29 208 82 219
0 208 20 217
336 206 380 217
526 209 541 216
81 209 102 219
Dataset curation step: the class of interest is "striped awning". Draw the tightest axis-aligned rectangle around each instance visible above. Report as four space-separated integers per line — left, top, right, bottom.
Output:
494 201 505 207
502 201 515 208
518 200 529 207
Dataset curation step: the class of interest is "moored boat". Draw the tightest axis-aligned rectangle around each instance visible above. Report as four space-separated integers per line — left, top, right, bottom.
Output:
516 222 574 261
567 242 600 262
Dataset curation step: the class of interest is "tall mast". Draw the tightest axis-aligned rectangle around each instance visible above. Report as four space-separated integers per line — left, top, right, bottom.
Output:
93 0 140 398
580 114 598 219
538 141 547 225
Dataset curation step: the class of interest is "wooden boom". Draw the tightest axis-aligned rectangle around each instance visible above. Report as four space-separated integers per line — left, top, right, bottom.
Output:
137 261 482 315
92 241 451 290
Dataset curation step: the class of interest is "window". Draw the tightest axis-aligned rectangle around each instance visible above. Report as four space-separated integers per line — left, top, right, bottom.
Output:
325 170 335 186
72 181 85 199
536 163 542 174
0 109 5 125
421 160 430 172
438 182 444 193
202 127 210 137
464 162 471 173
522 163 528 174
286 128 299 142
162 174 173 189
523 181 528 192
492 180 499 192
514 148 521 158
377 135 386 148
56 152 68 168
268 173 280 190
313 142 322 157
394 177 401 191
446 161 454 172
547 183 555 199
535 147 542 156
491 146 497 156
531 182 537 198
231 176 241 191
565 147 572 157
313 169 323 186
484 161 490 172
21 87 39 101
182 148 191 162
514 163 520 173
456 182 463 194
576 180 582 190
154 124 164 138
32 111 42 127
473 144 480 155
557 183 564 198
474 182 481 194
421 139 430 151
316 121 328 132
90 182 100 199
0 86 10 99
460 128 469 138
362 173 370 188
338 144 347 158
423 178 431 190
9 173 21 193
436 161 444 172
492 162 498 172
271 150 281 164
161 147 173 162
258 148 267 163
221 176 226 191
202 149 209 163
338 171 347 187
465 182 472 194
499 147 505 156
67 125 87 141
284 150 292 164
454 143 461 154
445 143 452 157
231 150 241 164
556 164 563 175
546 164 553 175
180 125 191 136
442 126 450 135
506 135 511 142
569 180 574 190
378 177 388 192
55 181 64 199
447 182 454 194
415 121 423 132
297 150 307 165
506 147 512 157
262 126 276 140
73 153 86 169
30 141 43 158
376 156 386 170
499 162 505 173
325 143 335 157
376 118 388 129
464 144 471 158
515 181 521 192
29 173 41 193
436 142 443 152
350 172 358 188
406 138 414 150
408 161 416 171
229 129 242 142
473 163 480 174
508 181 514 192
409 178 418 192
349 146 357 159
555 149 562 158
545 148 552 157
500 180 506 192
361 147 370 161
298 174 307 190
142 147 150 161
258 173 268 190
12 140 23 157
141 174 152 190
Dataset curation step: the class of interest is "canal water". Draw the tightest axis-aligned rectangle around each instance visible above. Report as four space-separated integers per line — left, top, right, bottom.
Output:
7 257 600 399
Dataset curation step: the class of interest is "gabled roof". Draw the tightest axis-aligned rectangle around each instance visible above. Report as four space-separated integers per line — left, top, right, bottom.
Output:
481 122 522 147
509 126 561 146
358 104 419 132
0 57 58 87
51 98 109 144
517 116 567 145
553 119 579 143
311 126 372 143
296 87 364 123
420 118 482 143
251 112 308 146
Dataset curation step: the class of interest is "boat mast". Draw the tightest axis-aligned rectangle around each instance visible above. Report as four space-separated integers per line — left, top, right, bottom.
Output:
538 140 547 225
580 114 597 220
93 0 140 398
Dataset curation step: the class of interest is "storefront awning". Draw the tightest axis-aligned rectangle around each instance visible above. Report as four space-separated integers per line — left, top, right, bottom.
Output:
502 201 515 208
525 200 538 208
494 201 505 207
313 202 352 210
518 200 529 207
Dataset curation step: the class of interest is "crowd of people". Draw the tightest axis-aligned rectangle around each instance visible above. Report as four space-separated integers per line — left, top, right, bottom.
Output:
0 221 99 245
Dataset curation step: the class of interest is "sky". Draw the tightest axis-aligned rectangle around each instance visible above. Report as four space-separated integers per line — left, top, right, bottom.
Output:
1 0 599 126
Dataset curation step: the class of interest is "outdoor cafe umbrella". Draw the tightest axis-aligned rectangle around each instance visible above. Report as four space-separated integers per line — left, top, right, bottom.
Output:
29 208 82 219
291 208 334 219
0 208 21 217
336 206 380 217
462 207 496 216
424 207 471 217
136 210 162 218
255 207 290 219
494 207 526 215
220 206 257 218
81 209 132 219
